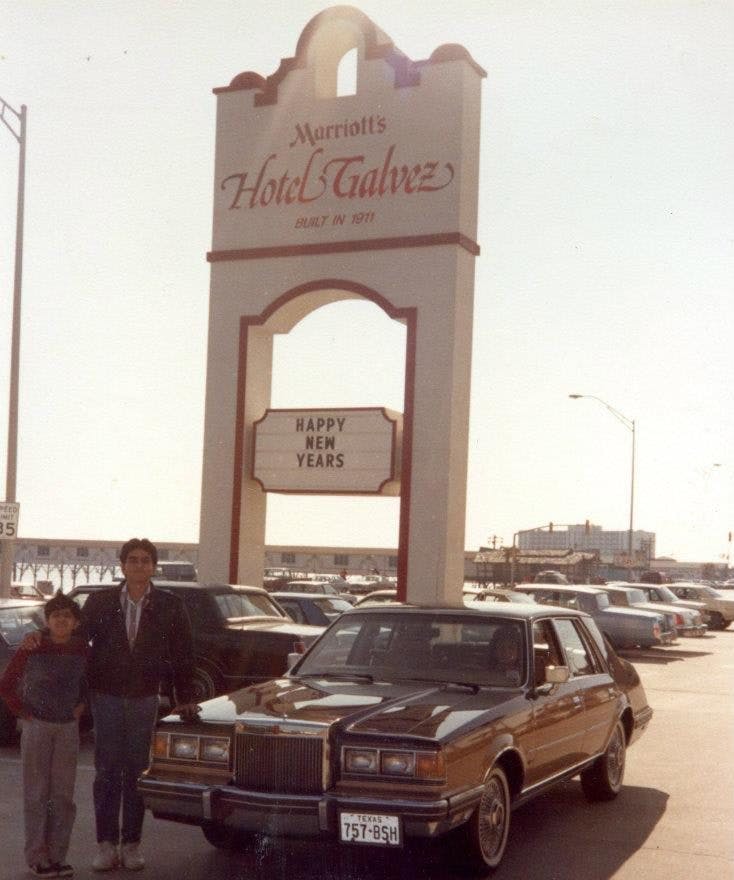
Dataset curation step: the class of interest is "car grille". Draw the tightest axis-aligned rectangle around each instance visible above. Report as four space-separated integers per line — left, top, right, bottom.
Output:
233 733 324 794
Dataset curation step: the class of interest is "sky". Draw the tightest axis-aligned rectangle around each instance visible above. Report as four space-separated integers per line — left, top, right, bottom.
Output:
0 0 732 564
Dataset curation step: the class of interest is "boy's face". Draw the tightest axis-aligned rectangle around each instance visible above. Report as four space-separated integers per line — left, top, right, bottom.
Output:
121 549 155 590
46 608 79 642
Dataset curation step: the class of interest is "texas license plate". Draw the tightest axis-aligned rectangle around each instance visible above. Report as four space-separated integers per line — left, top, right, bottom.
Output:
339 812 402 846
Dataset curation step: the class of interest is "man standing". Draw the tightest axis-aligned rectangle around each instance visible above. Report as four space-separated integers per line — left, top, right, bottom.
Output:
84 538 198 872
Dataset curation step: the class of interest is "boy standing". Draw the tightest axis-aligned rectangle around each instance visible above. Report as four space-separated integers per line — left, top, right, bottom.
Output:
0 591 87 877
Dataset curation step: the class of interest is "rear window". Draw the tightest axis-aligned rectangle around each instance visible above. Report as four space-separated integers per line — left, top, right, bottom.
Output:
215 592 285 619
313 597 352 616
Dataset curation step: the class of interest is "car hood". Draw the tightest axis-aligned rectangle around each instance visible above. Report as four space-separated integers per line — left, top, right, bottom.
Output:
224 618 323 640
197 676 523 741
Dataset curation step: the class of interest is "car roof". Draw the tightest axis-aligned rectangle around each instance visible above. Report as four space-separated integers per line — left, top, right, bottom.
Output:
0 596 45 608
285 579 331 586
345 602 587 621
520 583 604 595
271 592 348 601
70 581 269 596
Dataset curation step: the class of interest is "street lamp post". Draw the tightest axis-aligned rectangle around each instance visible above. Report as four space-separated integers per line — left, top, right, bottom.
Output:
0 95 26 598
569 394 636 565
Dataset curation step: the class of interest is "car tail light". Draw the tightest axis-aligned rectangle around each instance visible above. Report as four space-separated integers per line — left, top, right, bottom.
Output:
674 613 684 626
292 639 307 654
653 623 661 638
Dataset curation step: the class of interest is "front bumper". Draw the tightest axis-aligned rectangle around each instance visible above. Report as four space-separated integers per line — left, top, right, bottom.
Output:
138 774 478 840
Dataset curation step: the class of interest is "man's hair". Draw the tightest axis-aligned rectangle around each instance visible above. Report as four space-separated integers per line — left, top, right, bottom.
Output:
44 590 83 621
119 537 158 565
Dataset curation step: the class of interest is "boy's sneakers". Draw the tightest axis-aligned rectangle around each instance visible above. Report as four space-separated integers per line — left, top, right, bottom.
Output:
91 843 119 872
29 866 58 877
120 843 145 871
51 866 74 878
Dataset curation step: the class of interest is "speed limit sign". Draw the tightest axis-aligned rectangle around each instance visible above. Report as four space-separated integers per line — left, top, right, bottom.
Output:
0 503 19 540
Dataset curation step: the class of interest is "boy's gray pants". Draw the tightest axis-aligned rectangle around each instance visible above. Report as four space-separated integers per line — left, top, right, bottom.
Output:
21 717 79 866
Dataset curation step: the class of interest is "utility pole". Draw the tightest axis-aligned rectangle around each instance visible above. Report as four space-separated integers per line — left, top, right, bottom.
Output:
0 96 26 598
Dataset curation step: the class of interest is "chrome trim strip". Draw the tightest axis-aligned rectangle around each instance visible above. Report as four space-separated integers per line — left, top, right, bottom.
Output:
519 756 598 798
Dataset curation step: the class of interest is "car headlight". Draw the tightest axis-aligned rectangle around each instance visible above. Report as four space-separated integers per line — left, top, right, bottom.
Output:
381 751 415 776
200 737 230 763
343 747 444 781
344 748 379 773
171 735 199 759
151 732 230 765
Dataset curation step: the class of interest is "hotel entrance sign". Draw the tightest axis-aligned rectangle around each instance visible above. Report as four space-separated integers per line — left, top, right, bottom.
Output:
198 6 484 604
253 408 401 494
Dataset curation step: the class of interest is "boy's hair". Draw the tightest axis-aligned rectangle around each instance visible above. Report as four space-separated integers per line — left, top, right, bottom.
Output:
44 590 83 621
119 537 158 565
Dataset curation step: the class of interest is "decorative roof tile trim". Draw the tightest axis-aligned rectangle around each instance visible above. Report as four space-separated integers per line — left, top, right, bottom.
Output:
213 6 485 98
207 232 480 262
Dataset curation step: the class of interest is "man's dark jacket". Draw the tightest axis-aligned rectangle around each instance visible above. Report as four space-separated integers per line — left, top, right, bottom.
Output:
82 583 195 703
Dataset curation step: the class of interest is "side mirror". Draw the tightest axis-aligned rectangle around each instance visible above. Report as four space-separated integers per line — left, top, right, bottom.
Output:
545 665 570 684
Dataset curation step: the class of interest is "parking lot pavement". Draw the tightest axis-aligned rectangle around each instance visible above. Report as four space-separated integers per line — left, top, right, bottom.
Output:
1 633 733 880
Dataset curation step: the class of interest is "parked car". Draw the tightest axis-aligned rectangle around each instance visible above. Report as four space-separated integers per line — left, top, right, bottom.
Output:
0 597 46 743
601 584 706 638
341 575 397 597
69 582 324 702
353 589 399 606
271 592 353 626
533 570 570 584
606 583 707 636
463 587 536 606
277 580 356 603
632 582 708 618
140 603 652 872
666 583 734 631
518 584 672 649
154 560 198 582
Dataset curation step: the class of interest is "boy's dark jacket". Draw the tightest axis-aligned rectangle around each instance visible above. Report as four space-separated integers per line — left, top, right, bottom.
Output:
82 583 195 703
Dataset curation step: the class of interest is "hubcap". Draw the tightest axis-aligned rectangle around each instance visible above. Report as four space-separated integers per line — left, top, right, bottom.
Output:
607 727 625 787
478 775 507 860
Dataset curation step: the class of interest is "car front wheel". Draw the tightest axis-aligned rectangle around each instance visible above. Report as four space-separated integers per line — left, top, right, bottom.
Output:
581 720 626 801
191 665 221 702
454 765 511 872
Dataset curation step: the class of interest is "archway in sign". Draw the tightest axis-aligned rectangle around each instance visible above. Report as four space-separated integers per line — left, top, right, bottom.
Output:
267 297 406 571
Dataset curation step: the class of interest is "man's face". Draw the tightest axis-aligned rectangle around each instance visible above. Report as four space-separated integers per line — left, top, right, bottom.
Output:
121 549 155 589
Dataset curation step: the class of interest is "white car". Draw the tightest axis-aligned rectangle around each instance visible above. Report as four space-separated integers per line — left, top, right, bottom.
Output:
604 583 706 637
667 582 734 631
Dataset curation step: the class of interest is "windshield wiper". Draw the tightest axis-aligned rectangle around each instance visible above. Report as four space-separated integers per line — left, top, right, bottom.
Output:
396 676 480 693
298 671 375 682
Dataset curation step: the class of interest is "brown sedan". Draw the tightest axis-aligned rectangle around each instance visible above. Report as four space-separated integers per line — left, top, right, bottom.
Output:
139 603 652 872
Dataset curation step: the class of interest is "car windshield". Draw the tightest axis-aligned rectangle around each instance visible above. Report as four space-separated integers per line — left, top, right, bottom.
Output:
0 605 45 646
295 612 527 687
215 592 284 619
650 585 679 602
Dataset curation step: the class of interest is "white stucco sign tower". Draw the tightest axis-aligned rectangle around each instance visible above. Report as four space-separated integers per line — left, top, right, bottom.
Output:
199 5 484 603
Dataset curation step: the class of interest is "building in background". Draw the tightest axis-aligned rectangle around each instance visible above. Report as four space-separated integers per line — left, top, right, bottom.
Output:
517 522 656 566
